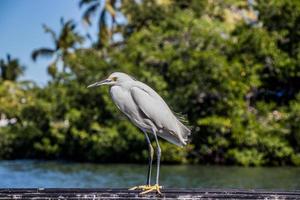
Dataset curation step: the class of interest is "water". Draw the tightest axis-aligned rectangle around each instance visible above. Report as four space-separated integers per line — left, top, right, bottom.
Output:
0 160 299 189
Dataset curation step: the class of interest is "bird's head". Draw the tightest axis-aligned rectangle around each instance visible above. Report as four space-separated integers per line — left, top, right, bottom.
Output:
87 72 135 88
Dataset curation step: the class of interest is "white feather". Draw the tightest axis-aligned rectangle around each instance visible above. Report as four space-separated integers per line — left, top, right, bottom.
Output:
109 73 191 146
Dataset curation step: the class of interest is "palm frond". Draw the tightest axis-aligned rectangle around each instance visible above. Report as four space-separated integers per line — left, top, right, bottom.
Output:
60 17 65 26
105 1 116 18
42 24 57 43
98 9 110 46
0 55 25 81
82 2 100 26
31 48 55 61
79 0 97 8
69 23 77 31
6 54 11 62
65 19 76 30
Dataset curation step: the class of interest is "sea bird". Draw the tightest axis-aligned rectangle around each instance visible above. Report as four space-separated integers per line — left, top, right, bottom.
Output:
88 72 191 194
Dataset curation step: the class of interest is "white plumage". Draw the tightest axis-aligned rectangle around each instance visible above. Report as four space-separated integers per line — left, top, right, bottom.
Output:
109 72 190 146
88 72 191 194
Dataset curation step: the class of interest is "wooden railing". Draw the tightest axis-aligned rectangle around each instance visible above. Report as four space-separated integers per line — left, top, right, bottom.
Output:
1 188 300 199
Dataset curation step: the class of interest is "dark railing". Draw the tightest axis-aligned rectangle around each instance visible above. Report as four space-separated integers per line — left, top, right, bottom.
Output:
1 188 300 199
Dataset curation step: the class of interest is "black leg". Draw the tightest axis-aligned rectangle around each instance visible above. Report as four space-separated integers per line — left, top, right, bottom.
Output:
153 130 161 185
144 131 153 185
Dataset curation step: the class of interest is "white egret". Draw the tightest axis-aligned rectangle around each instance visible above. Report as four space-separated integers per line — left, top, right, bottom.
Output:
88 72 191 194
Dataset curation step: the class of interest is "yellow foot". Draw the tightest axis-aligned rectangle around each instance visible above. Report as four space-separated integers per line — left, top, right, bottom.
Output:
128 185 151 191
139 184 162 195
129 184 163 195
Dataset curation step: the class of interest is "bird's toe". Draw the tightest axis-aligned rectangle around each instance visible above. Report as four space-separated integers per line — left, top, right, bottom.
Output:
128 185 151 191
139 184 163 195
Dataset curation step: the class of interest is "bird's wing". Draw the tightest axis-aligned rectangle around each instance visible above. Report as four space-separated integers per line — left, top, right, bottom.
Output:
130 84 172 128
130 83 187 146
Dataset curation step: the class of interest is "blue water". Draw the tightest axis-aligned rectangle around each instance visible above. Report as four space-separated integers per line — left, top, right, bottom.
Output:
0 160 300 189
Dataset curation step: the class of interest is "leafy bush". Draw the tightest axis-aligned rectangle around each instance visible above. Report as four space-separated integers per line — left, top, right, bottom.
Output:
1 0 300 165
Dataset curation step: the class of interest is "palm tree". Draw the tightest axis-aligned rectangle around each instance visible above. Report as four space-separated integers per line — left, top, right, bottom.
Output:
0 54 25 81
79 0 116 48
32 18 84 79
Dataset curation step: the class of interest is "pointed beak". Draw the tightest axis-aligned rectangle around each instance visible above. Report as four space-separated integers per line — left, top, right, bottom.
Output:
87 79 110 88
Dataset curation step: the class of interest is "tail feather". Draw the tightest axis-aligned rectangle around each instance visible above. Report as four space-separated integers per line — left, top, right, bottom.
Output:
157 113 191 147
177 120 191 145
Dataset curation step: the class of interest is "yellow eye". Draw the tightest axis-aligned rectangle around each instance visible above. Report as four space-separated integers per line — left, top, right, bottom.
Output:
111 77 117 81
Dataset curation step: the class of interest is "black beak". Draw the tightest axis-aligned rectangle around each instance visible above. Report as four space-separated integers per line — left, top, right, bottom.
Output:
87 79 110 88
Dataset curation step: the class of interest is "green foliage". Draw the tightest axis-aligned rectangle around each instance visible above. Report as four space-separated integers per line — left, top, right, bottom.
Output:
1 0 300 166
0 128 14 159
227 148 265 166
79 0 117 48
0 55 25 81
32 19 84 80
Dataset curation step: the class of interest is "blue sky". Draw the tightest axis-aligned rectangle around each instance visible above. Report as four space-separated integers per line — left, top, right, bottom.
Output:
0 0 97 85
